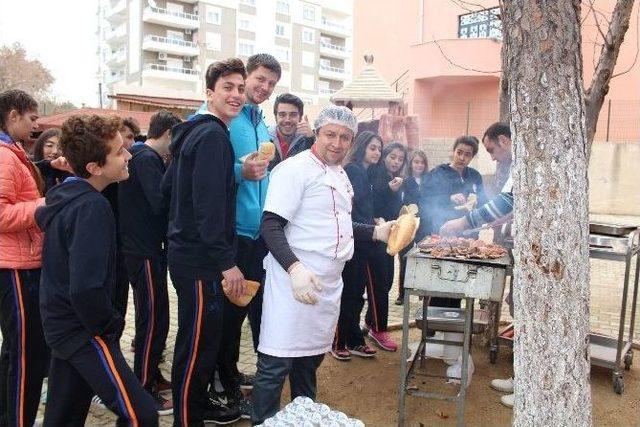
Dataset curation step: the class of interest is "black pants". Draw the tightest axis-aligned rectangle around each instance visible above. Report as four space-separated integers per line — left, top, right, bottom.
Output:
43 337 157 426
125 255 170 390
397 245 412 300
334 243 387 349
251 353 324 425
363 244 392 333
0 269 48 427
114 247 130 340
170 272 224 427
215 236 266 393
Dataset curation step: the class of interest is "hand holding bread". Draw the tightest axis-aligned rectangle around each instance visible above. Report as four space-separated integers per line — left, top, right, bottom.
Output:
386 204 420 256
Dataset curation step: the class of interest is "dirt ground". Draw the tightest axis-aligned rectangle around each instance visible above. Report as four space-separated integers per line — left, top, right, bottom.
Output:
245 329 639 426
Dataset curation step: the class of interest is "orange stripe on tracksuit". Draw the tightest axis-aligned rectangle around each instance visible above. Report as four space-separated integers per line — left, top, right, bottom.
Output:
12 270 26 427
93 337 139 427
141 260 155 387
181 280 204 427
365 263 380 331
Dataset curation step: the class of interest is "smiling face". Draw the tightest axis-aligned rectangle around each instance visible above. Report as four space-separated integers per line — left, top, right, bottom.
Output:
384 148 405 175
206 73 247 124
314 123 354 166
452 142 475 171
42 136 60 160
275 102 301 137
362 137 382 167
7 109 39 143
97 132 131 183
244 66 279 105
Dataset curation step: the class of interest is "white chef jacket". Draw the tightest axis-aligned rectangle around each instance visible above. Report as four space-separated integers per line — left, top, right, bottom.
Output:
259 149 354 357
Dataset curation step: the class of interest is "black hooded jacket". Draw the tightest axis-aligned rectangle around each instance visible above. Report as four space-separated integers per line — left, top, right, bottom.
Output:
35 178 124 359
160 114 237 280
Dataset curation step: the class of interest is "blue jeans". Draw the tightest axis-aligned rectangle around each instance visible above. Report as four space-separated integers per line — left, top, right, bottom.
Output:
251 352 325 425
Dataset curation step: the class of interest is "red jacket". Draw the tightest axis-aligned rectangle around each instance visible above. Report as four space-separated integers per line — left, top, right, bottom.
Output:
0 141 45 269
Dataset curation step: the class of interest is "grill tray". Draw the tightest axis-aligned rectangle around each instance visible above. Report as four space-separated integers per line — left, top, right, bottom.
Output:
589 223 636 237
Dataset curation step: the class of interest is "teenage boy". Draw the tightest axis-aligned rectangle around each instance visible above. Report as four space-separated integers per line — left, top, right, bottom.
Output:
267 93 315 166
118 110 182 414
35 114 158 426
163 58 246 426
210 53 281 418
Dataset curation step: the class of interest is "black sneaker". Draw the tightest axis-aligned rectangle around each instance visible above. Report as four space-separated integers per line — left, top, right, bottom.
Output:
236 372 254 390
236 396 252 420
204 394 241 425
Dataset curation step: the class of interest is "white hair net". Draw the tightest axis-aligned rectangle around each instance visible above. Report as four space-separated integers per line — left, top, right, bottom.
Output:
314 105 358 135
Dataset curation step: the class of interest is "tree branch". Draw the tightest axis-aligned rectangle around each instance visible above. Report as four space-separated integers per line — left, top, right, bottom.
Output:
584 0 636 149
612 2 639 78
432 36 502 74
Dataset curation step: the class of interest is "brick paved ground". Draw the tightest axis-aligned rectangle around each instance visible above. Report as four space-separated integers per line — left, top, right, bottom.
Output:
25 214 640 424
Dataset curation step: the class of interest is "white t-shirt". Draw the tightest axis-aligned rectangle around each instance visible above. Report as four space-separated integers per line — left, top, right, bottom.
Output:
259 150 355 357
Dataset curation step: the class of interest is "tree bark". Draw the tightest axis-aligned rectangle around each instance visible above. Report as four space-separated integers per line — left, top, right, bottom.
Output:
584 0 635 153
502 1 592 425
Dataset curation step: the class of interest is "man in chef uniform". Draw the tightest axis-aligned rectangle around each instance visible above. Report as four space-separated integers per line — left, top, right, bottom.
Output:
251 105 394 424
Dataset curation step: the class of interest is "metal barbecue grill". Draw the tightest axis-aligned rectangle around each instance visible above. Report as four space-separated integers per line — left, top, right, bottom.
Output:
588 222 639 394
397 247 510 427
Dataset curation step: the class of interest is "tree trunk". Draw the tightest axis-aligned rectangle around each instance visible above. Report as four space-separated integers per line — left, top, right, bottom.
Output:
502 1 592 425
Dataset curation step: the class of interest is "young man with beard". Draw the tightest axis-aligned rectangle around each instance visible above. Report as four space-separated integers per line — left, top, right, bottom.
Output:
118 110 182 415
162 58 247 426
267 93 315 167
207 53 281 419
251 106 395 424
36 115 158 426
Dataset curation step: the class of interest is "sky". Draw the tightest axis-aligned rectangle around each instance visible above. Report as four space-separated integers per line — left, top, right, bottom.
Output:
0 0 100 107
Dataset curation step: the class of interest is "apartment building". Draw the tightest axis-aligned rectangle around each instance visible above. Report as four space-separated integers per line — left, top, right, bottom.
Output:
97 0 353 110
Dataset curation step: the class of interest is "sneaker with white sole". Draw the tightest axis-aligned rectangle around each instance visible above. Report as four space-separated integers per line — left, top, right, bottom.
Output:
330 348 351 361
347 344 377 358
152 392 173 416
368 330 398 352
490 377 514 393
500 393 514 408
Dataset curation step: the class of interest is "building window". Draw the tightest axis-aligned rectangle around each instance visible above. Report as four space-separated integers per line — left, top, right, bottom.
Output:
206 6 221 25
276 0 289 15
303 6 315 22
275 23 286 37
239 41 255 56
302 28 314 44
301 73 315 91
458 7 501 39
275 48 290 63
240 0 256 5
302 51 315 67
239 17 255 31
206 32 222 51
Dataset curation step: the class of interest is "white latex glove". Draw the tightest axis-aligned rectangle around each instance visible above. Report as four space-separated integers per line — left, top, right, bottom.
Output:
288 262 323 305
373 220 397 243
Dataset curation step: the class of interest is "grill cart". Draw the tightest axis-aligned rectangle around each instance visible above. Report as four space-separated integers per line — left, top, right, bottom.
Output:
398 247 511 427
588 222 640 394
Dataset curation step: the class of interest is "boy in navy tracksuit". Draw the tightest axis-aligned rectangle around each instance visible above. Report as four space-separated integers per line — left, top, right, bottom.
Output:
162 58 247 426
118 110 181 413
35 114 157 426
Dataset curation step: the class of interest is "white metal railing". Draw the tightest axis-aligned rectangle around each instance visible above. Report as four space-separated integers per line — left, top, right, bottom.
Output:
108 24 127 39
108 0 126 16
145 6 199 21
320 64 346 74
110 50 127 63
109 72 125 83
144 35 198 49
321 17 348 32
144 63 199 76
320 41 346 52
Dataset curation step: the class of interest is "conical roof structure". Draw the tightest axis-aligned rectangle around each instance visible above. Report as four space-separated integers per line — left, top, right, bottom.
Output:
331 54 403 108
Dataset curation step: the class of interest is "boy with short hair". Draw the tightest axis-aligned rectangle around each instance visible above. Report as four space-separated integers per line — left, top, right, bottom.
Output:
163 58 247 426
118 110 182 415
36 114 158 426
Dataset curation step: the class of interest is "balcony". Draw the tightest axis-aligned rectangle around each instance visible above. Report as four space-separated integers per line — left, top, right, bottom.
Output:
320 17 350 37
107 50 127 67
142 63 200 82
319 41 349 58
319 88 338 96
106 24 127 45
108 71 125 84
409 38 501 80
142 35 199 56
106 0 126 23
319 64 348 81
142 6 199 30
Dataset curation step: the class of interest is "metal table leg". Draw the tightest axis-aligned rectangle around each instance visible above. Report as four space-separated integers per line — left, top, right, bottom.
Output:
398 289 412 427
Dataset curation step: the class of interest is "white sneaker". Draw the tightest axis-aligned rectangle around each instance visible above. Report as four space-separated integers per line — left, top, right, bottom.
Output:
490 377 514 393
500 393 514 408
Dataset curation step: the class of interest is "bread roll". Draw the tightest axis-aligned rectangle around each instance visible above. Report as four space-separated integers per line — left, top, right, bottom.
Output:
222 279 261 307
386 204 420 256
258 141 276 161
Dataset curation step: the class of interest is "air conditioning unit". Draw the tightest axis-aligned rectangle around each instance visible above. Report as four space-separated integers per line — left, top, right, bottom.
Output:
183 56 192 62
184 29 192 35
158 52 168 61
